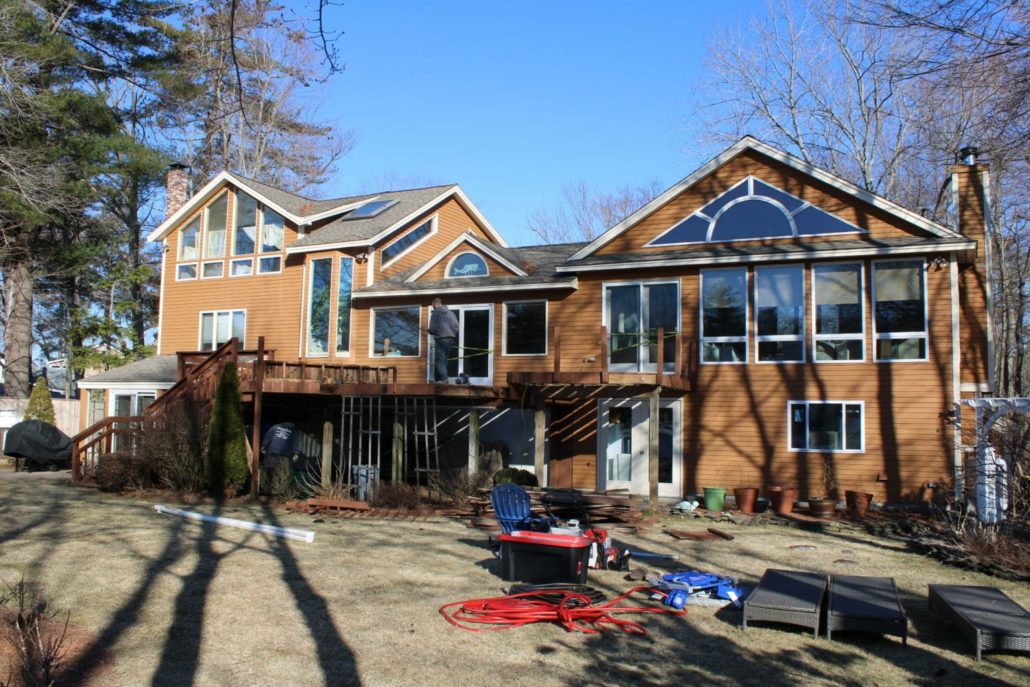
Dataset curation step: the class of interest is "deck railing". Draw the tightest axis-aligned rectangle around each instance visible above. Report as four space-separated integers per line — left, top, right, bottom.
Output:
70 415 144 482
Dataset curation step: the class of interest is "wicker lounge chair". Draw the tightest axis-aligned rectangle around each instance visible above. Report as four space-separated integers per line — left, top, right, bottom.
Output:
742 569 827 637
928 584 1030 661
826 575 907 644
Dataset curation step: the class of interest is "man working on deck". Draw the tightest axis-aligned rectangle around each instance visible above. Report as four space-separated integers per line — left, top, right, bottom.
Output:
428 297 459 382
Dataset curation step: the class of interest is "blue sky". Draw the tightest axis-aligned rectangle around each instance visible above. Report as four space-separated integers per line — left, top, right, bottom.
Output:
308 1 767 246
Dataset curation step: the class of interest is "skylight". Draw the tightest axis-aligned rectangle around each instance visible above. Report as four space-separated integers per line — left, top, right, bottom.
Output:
647 177 864 246
344 199 398 220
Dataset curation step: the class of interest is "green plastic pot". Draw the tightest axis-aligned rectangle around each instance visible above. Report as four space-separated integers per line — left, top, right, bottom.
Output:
703 487 728 512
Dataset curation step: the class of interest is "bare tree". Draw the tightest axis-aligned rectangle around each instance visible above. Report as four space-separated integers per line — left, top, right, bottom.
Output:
527 179 664 244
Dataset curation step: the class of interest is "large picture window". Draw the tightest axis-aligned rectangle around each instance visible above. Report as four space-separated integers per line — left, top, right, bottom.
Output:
788 401 863 452
701 269 747 363
873 260 927 360
813 263 864 361
372 306 420 356
336 258 353 355
381 217 435 266
755 265 804 362
504 301 547 355
204 193 228 259
306 258 332 356
199 310 245 351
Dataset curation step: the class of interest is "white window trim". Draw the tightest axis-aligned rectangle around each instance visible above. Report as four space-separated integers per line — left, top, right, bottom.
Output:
699 267 748 365
871 258 929 363
198 309 247 351
370 306 422 358
175 263 198 281
380 215 438 269
812 261 866 364
229 258 254 277
305 257 333 358
108 390 158 417
502 300 548 356
259 207 286 255
203 191 229 260
336 257 354 357
200 260 224 279
787 400 865 453
257 255 283 275
445 251 490 279
177 217 201 262
754 264 806 364
601 278 682 372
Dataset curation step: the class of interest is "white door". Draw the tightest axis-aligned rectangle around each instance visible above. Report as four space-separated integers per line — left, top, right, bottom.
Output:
427 305 493 385
597 398 683 498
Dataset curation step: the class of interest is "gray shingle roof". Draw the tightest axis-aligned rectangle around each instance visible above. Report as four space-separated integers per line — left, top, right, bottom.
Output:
79 355 178 385
228 173 376 217
290 185 458 250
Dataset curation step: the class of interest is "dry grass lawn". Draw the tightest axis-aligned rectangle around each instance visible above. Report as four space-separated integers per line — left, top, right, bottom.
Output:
0 477 1027 686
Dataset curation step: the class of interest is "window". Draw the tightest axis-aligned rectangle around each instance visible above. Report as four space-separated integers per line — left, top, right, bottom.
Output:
234 192 257 255
447 253 489 278
178 217 200 261
873 260 927 360
372 306 420 356
701 269 747 363
259 207 284 273
788 401 863 452
199 310 245 351
176 263 197 281
306 258 332 356
604 282 678 372
813 263 864 361
755 265 804 362
201 261 224 279
204 193 228 258
381 217 435 265
648 176 863 246
336 258 353 355
344 199 397 219
606 407 632 481
504 301 546 355
230 258 253 277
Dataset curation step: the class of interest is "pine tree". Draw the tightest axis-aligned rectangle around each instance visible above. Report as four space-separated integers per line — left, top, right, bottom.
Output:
205 363 249 496
24 378 56 426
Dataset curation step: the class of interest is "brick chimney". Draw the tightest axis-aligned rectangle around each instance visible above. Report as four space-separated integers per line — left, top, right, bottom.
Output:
165 162 190 219
950 146 993 393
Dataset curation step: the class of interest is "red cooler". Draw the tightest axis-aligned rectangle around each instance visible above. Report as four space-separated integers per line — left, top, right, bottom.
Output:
499 531 591 584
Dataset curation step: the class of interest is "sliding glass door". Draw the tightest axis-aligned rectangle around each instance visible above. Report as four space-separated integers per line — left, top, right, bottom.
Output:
604 282 679 372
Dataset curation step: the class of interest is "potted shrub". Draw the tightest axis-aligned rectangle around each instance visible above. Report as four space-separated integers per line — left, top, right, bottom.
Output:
768 485 795 515
807 455 838 518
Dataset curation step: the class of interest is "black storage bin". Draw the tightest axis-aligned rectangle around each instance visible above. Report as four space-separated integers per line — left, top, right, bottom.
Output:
499 531 591 584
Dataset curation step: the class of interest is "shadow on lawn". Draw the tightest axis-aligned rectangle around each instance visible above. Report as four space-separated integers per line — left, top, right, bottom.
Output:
59 501 361 687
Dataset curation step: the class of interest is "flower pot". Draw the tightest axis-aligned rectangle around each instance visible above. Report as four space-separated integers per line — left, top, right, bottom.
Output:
703 487 728 512
845 490 874 519
768 486 795 515
733 487 759 514
807 497 836 518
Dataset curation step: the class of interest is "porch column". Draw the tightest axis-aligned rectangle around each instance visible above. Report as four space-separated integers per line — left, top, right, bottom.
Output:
534 394 546 486
648 386 660 507
321 420 333 488
250 336 265 497
468 407 480 475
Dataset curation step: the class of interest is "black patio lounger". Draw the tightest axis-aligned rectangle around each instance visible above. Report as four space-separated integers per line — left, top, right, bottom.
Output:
928 584 1030 661
742 569 827 637
827 575 907 644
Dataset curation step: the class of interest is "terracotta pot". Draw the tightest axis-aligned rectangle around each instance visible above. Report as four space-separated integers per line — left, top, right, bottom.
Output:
733 487 759 514
845 490 874 519
768 486 796 515
808 498 836 518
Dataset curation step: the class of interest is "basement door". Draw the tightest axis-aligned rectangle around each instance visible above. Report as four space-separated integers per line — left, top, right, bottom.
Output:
596 398 682 498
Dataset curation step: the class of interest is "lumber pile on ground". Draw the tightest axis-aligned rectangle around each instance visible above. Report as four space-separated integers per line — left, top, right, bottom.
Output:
465 488 644 529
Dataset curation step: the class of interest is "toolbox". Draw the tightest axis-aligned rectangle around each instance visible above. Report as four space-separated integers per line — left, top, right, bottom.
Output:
499 531 591 584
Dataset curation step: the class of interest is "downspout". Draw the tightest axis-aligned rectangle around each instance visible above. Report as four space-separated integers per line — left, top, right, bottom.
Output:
950 252 962 500
981 171 996 393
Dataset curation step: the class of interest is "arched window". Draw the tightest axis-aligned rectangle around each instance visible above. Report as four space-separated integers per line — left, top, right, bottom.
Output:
447 252 488 278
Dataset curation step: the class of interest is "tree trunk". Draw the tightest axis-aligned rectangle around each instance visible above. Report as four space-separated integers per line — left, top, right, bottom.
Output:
3 252 34 397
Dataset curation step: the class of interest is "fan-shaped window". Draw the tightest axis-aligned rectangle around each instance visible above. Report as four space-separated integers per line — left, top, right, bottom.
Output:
648 176 864 246
447 252 488 278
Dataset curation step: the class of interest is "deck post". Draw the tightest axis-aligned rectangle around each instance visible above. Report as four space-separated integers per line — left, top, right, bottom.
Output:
553 326 561 374
648 385 660 508
534 393 546 486
321 420 333 488
250 336 265 497
674 331 683 380
468 407 480 475
655 327 665 387
599 326 609 383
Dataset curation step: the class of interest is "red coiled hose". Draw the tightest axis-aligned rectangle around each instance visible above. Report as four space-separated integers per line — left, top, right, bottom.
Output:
439 586 685 634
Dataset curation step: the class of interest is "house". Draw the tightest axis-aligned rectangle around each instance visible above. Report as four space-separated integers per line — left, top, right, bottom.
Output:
75 137 993 503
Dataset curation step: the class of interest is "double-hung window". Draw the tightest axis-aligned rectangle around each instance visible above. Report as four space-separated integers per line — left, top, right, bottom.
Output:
755 265 804 362
199 310 245 351
700 268 747 363
813 263 864 361
788 401 863 452
873 259 927 360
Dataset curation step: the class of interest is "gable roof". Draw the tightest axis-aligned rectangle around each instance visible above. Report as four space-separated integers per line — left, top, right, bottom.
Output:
567 136 963 262
77 355 178 389
404 232 528 282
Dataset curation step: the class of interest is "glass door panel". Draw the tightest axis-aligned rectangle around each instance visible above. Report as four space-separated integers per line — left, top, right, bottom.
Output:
645 283 678 372
607 285 641 370
462 308 491 381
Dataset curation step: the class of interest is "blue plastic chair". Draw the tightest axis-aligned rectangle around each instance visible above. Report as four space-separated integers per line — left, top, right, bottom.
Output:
491 483 551 533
